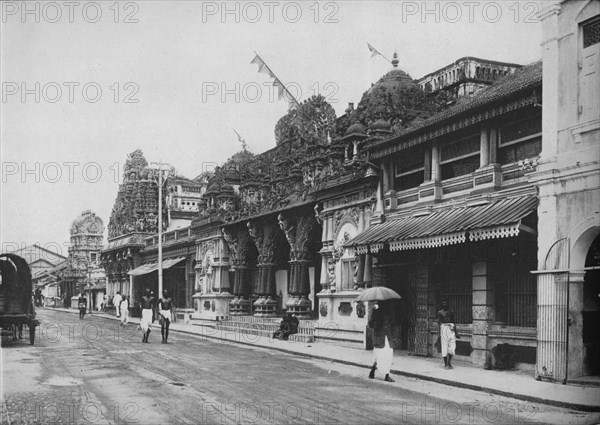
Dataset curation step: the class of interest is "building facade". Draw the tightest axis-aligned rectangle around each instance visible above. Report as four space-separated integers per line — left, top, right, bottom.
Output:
532 0 600 382
98 0 599 381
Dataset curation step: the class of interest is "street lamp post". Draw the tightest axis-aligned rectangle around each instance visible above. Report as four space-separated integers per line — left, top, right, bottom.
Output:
87 264 92 314
148 161 171 297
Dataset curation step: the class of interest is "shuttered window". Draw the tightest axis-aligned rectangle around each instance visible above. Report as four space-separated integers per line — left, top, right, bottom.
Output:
581 17 600 121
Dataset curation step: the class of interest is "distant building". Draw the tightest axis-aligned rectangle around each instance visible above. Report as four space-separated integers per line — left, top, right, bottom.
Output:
166 175 208 230
58 210 106 309
8 244 67 306
417 57 522 98
7 244 67 276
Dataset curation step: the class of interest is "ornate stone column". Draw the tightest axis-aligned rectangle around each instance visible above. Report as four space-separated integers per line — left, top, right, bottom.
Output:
354 253 365 289
248 219 280 317
230 265 251 315
279 213 317 318
223 228 254 315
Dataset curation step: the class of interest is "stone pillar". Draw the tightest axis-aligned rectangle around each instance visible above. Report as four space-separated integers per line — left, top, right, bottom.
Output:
382 158 393 192
471 261 494 367
358 207 365 231
480 127 489 167
230 266 251 315
326 216 334 242
286 259 311 317
214 261 231 293
536 272 569 382
263 263 277 315
363 254 373 288
319 255 329 292
568 271 585 379
254 263 277 317
431 144 441 182
355 254 365 289
298 260 311 296
252 264 266 314
538 2 561 162
424 149 432 181
489 128 498 164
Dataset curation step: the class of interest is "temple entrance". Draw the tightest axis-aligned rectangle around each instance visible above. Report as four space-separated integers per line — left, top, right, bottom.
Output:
583 233 600 376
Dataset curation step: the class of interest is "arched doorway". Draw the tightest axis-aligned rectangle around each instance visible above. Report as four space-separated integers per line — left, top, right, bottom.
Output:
583 233 600 375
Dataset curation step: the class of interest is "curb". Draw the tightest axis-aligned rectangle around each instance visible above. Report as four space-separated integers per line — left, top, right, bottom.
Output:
43 308 600 412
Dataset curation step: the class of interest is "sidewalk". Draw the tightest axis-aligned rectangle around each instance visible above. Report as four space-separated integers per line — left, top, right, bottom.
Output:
46 307 600 412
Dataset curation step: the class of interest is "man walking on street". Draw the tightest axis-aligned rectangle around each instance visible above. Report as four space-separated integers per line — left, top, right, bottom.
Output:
78 292 87 320
368 300 396 382
438 300 460 369
120 295 130 327
140 289 155 343
113 291 122 318
157 290 174 344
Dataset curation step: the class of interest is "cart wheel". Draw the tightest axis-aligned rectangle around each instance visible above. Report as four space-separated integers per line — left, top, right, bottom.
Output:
29 325 36 345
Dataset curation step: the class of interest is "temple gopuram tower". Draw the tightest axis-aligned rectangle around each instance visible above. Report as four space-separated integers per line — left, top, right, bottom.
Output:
101 149 162 299
59 210 105 308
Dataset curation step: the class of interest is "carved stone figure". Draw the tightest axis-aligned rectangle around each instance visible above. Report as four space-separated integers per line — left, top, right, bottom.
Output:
222 228 238 261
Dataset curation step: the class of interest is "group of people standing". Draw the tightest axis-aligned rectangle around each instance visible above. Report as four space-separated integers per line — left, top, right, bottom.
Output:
368 299 459 382
111 289 175 343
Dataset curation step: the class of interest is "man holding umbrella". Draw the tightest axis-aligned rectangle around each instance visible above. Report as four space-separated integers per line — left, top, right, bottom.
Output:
357 286 401 383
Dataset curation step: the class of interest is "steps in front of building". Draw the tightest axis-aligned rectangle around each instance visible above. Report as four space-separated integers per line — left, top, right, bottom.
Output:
200 316 317 343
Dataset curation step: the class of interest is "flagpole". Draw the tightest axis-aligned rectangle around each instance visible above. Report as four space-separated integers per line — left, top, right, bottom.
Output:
367 43 393 65
252 51 301 109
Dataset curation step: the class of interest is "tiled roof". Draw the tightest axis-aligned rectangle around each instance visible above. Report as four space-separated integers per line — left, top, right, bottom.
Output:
369 60 543 151
347 194 537 253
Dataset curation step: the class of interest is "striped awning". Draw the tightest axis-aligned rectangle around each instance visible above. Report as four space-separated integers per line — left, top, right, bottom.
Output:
128 257 186 276
347 195 537 254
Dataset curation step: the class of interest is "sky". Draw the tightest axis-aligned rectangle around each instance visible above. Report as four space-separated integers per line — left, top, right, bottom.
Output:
1 0 543 258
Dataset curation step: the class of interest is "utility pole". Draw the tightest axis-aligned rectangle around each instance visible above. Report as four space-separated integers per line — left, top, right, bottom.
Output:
87 263 92 314
149 161 170 297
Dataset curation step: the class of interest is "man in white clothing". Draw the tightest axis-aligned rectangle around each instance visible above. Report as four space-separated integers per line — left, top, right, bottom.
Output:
113 291 122 318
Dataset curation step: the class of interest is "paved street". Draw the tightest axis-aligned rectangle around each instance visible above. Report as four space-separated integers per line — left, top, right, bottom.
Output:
2 309 599 425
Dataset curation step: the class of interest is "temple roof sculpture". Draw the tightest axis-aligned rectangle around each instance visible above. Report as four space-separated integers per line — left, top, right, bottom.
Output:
338 52 452 138
107 149 161 240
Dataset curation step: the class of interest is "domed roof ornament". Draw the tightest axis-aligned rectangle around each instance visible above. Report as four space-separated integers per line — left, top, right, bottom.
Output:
391 52 399 68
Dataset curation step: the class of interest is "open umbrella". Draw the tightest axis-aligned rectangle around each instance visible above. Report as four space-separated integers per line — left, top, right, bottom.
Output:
355 286 401 302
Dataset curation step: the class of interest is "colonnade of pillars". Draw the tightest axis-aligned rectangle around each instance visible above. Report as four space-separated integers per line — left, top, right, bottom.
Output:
229 259 313 317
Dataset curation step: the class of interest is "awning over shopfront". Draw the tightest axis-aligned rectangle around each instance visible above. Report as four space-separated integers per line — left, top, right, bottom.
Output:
347 195 538 254
128 257 186 276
